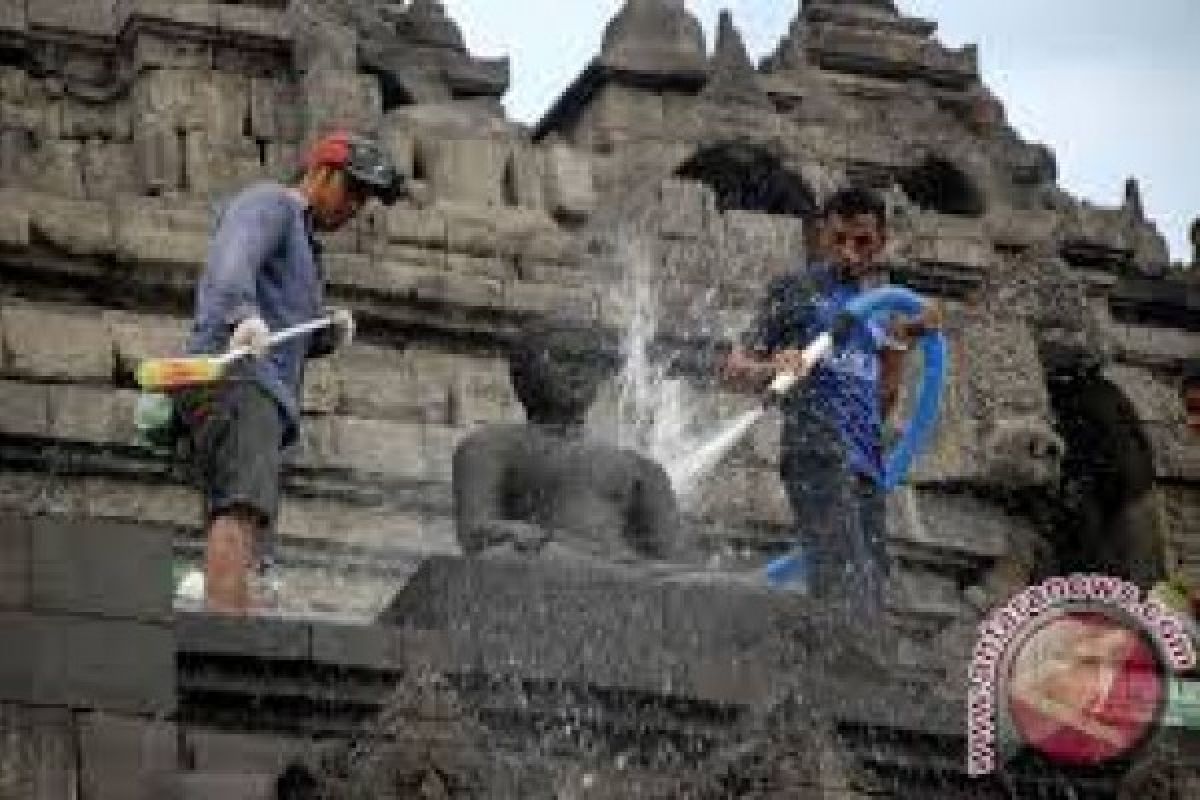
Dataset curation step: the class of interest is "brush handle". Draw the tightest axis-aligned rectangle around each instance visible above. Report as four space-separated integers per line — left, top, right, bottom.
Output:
214 316 334 367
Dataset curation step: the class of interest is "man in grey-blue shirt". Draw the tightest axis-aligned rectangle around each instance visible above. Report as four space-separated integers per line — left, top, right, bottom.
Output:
180 132 402 614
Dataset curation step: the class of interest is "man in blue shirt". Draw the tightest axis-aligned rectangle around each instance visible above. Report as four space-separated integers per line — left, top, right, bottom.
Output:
722 187 941 623
181 132 402 614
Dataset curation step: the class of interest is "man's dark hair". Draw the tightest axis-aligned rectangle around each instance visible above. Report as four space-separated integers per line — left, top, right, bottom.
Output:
819 186 887 227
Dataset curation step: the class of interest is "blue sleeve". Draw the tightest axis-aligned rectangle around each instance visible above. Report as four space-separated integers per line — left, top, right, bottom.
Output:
204 193 289 327
865 317 889 349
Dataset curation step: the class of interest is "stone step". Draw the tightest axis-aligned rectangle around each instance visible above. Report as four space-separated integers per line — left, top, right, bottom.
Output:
169 772 275 800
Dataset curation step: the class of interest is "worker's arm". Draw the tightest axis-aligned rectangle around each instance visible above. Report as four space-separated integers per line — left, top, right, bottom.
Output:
880 299 945 420
204 195 290 331
720 274 812 395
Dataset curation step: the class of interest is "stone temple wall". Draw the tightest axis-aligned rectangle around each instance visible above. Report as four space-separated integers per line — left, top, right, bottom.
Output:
0 0 1196 643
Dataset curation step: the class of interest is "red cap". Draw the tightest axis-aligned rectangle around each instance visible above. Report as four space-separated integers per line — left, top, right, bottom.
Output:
305 131 353 171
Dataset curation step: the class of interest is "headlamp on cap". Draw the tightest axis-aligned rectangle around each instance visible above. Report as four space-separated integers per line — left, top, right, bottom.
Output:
308 132 406 207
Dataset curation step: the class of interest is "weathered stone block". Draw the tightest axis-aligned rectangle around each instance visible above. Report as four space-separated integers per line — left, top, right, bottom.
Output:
506 281 596 318
0 612 175 713
249 77 284 141
172 772 276 800
446 252 514 282
0 705 75 800
0 305 114 381
1161 486 1200 569
133 68 193 129
326 417 435 481
0 0 26 32
337 344 436 423
0 200 28 247
720 211 806 289
507 143 545 210
419 136 508 207
382 263 507 309
78 714 177 800
659 178 717 240
689 465 791 526
184 728 307 776
82 477 201 529
383 206 447 249
25 138 85 199
590 83 665 136
450 354 521 426
443 202 499 257
105 311 191 378
520 226 578 266
196 71 251 142
0 380 49 438
215 4 290 42
543 143 595 224
301 68 382 138
378 118 416 179
176 613 311 661
1144 423 1200 481
1114 323 1198 366
889 488 1011 561
960 315 1049 419
24 194 114 256
29 517 172 620
890 567 968 620
186 130 264 199
27 0 116 35
129 24 213 72
133 120 184 195
50 386 138 446
1104 364 1187 426
114 201 210 268
64 95 132 141
80 139 137 201
0 514 30 609
288 7 356 73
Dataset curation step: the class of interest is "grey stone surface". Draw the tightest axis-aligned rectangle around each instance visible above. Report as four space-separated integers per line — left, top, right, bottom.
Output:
0 515 29 609
0 612 174 713
0 705 75 800
27 0 116 35
600 0 708 75
542 142 596 224
0 1 1193 792
0 305 114 382
28 517 172 621
78 713 178 800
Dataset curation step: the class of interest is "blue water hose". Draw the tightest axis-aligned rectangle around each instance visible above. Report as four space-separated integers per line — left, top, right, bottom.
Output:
765 286 948 589
844 286 948 491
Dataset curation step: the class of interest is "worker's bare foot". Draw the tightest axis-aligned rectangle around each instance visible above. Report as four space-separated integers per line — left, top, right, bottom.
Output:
205 512 257 615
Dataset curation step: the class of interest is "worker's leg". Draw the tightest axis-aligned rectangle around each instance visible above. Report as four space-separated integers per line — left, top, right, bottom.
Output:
205 506 259 613
845 475 890 624
780 457 854 604
183 381 284 615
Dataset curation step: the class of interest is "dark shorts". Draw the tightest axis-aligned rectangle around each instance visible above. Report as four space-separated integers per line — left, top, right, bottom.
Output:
178 380 285 535
781 455 889 620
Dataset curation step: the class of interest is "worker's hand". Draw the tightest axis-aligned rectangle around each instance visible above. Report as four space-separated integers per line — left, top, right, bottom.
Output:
329 308 355 350
230 316 271 358
891 300 945 342
773 348 811 379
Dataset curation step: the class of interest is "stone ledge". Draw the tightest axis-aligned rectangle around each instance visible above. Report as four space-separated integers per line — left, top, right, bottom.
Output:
0 611 174 713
